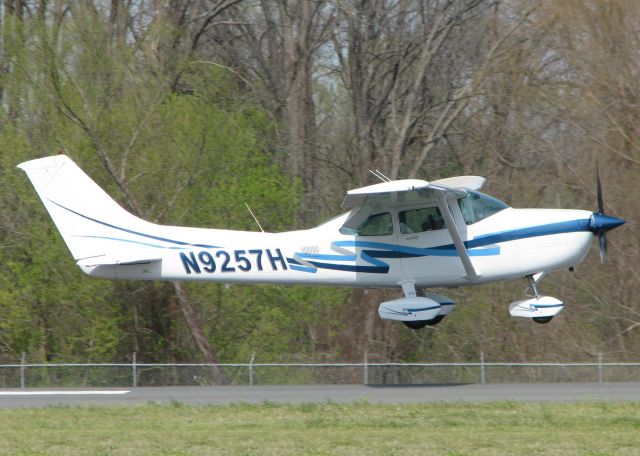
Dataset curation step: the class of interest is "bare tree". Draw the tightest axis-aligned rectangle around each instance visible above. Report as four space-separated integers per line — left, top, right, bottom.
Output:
331 0 535 183
2 0 26 123
192 1 336 221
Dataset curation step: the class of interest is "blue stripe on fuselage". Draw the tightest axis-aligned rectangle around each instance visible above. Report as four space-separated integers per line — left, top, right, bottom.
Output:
288 218 592 274
49 200 221 249
467 219 592 248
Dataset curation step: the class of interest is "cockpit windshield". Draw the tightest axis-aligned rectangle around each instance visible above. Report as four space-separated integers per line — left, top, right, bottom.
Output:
458 190 509 225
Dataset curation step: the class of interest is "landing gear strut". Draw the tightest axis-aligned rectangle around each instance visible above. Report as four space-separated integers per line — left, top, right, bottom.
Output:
527 275 553 324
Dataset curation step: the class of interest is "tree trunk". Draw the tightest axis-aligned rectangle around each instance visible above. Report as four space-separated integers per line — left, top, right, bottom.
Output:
172 281 228 383
279 0 318 220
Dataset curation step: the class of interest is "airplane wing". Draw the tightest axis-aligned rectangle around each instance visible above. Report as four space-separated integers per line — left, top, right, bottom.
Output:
342 179 431 209
341 176 486 281
431 176 485 191
341 176 485 209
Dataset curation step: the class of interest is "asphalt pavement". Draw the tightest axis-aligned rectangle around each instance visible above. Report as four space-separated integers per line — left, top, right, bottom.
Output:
1 382 639 408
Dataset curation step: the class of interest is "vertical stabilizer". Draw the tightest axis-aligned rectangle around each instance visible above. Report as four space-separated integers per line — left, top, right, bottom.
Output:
17 155 147 261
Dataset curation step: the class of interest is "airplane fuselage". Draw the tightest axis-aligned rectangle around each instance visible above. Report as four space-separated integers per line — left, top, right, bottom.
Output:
81 207 594 289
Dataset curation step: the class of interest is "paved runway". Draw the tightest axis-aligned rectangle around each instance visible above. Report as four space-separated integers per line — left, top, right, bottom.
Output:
1 383 639 408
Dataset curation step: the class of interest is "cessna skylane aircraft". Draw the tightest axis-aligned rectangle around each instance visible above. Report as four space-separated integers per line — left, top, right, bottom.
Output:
19 154 625 328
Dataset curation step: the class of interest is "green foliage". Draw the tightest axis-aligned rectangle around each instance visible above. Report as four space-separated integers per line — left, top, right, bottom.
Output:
193 284 349 362
0 7 334 366
0 129 121 362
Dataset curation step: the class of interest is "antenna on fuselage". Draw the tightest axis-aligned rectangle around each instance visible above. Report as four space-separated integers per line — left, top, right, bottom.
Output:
244 202 264 232
369 169 392 182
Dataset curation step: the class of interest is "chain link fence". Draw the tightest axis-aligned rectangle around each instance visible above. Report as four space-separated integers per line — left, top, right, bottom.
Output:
1 354 639 388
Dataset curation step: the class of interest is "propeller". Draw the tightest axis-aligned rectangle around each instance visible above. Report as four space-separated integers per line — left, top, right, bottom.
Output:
596 161 606 262
590 160 625 262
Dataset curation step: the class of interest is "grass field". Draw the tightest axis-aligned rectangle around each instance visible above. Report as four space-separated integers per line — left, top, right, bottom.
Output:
1 401 639 455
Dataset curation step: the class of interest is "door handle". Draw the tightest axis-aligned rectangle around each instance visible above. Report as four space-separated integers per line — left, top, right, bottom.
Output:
405 235 418 240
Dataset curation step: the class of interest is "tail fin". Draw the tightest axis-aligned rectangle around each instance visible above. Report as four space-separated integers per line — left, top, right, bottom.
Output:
18 154 148 262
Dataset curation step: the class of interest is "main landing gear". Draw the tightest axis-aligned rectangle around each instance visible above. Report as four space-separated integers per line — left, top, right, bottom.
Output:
509 272 564 324
377 281 455 330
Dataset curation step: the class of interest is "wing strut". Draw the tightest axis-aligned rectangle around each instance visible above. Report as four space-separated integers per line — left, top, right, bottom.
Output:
435 190 479 281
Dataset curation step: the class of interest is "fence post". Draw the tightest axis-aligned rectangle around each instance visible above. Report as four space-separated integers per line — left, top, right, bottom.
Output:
20 352 26 389
132 352 137 387
363 351 368 385
249 353 255 386
480 351 486 384
598 353 603 384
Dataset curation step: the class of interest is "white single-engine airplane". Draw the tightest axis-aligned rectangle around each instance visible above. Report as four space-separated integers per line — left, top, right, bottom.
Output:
19 154 625 328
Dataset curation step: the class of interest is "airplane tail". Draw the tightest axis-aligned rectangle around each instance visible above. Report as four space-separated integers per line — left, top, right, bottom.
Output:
17 154 150 263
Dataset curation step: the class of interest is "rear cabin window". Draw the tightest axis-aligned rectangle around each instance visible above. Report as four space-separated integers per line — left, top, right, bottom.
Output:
458 191 509 225
354 212 393 236
399 207 444 234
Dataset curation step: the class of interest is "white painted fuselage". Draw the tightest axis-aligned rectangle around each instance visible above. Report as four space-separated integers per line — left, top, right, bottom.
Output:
81 207 594 289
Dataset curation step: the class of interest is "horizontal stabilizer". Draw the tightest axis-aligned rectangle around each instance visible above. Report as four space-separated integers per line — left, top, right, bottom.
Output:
77 256 161 267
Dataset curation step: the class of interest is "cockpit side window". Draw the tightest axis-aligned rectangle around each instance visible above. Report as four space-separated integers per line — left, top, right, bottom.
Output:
458 190 509 225
353 212 393 236
399 207 444 234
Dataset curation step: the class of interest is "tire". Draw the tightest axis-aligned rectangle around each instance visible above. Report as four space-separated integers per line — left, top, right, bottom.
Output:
403 315 445 330
423 315 444 326
533 316 553 324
